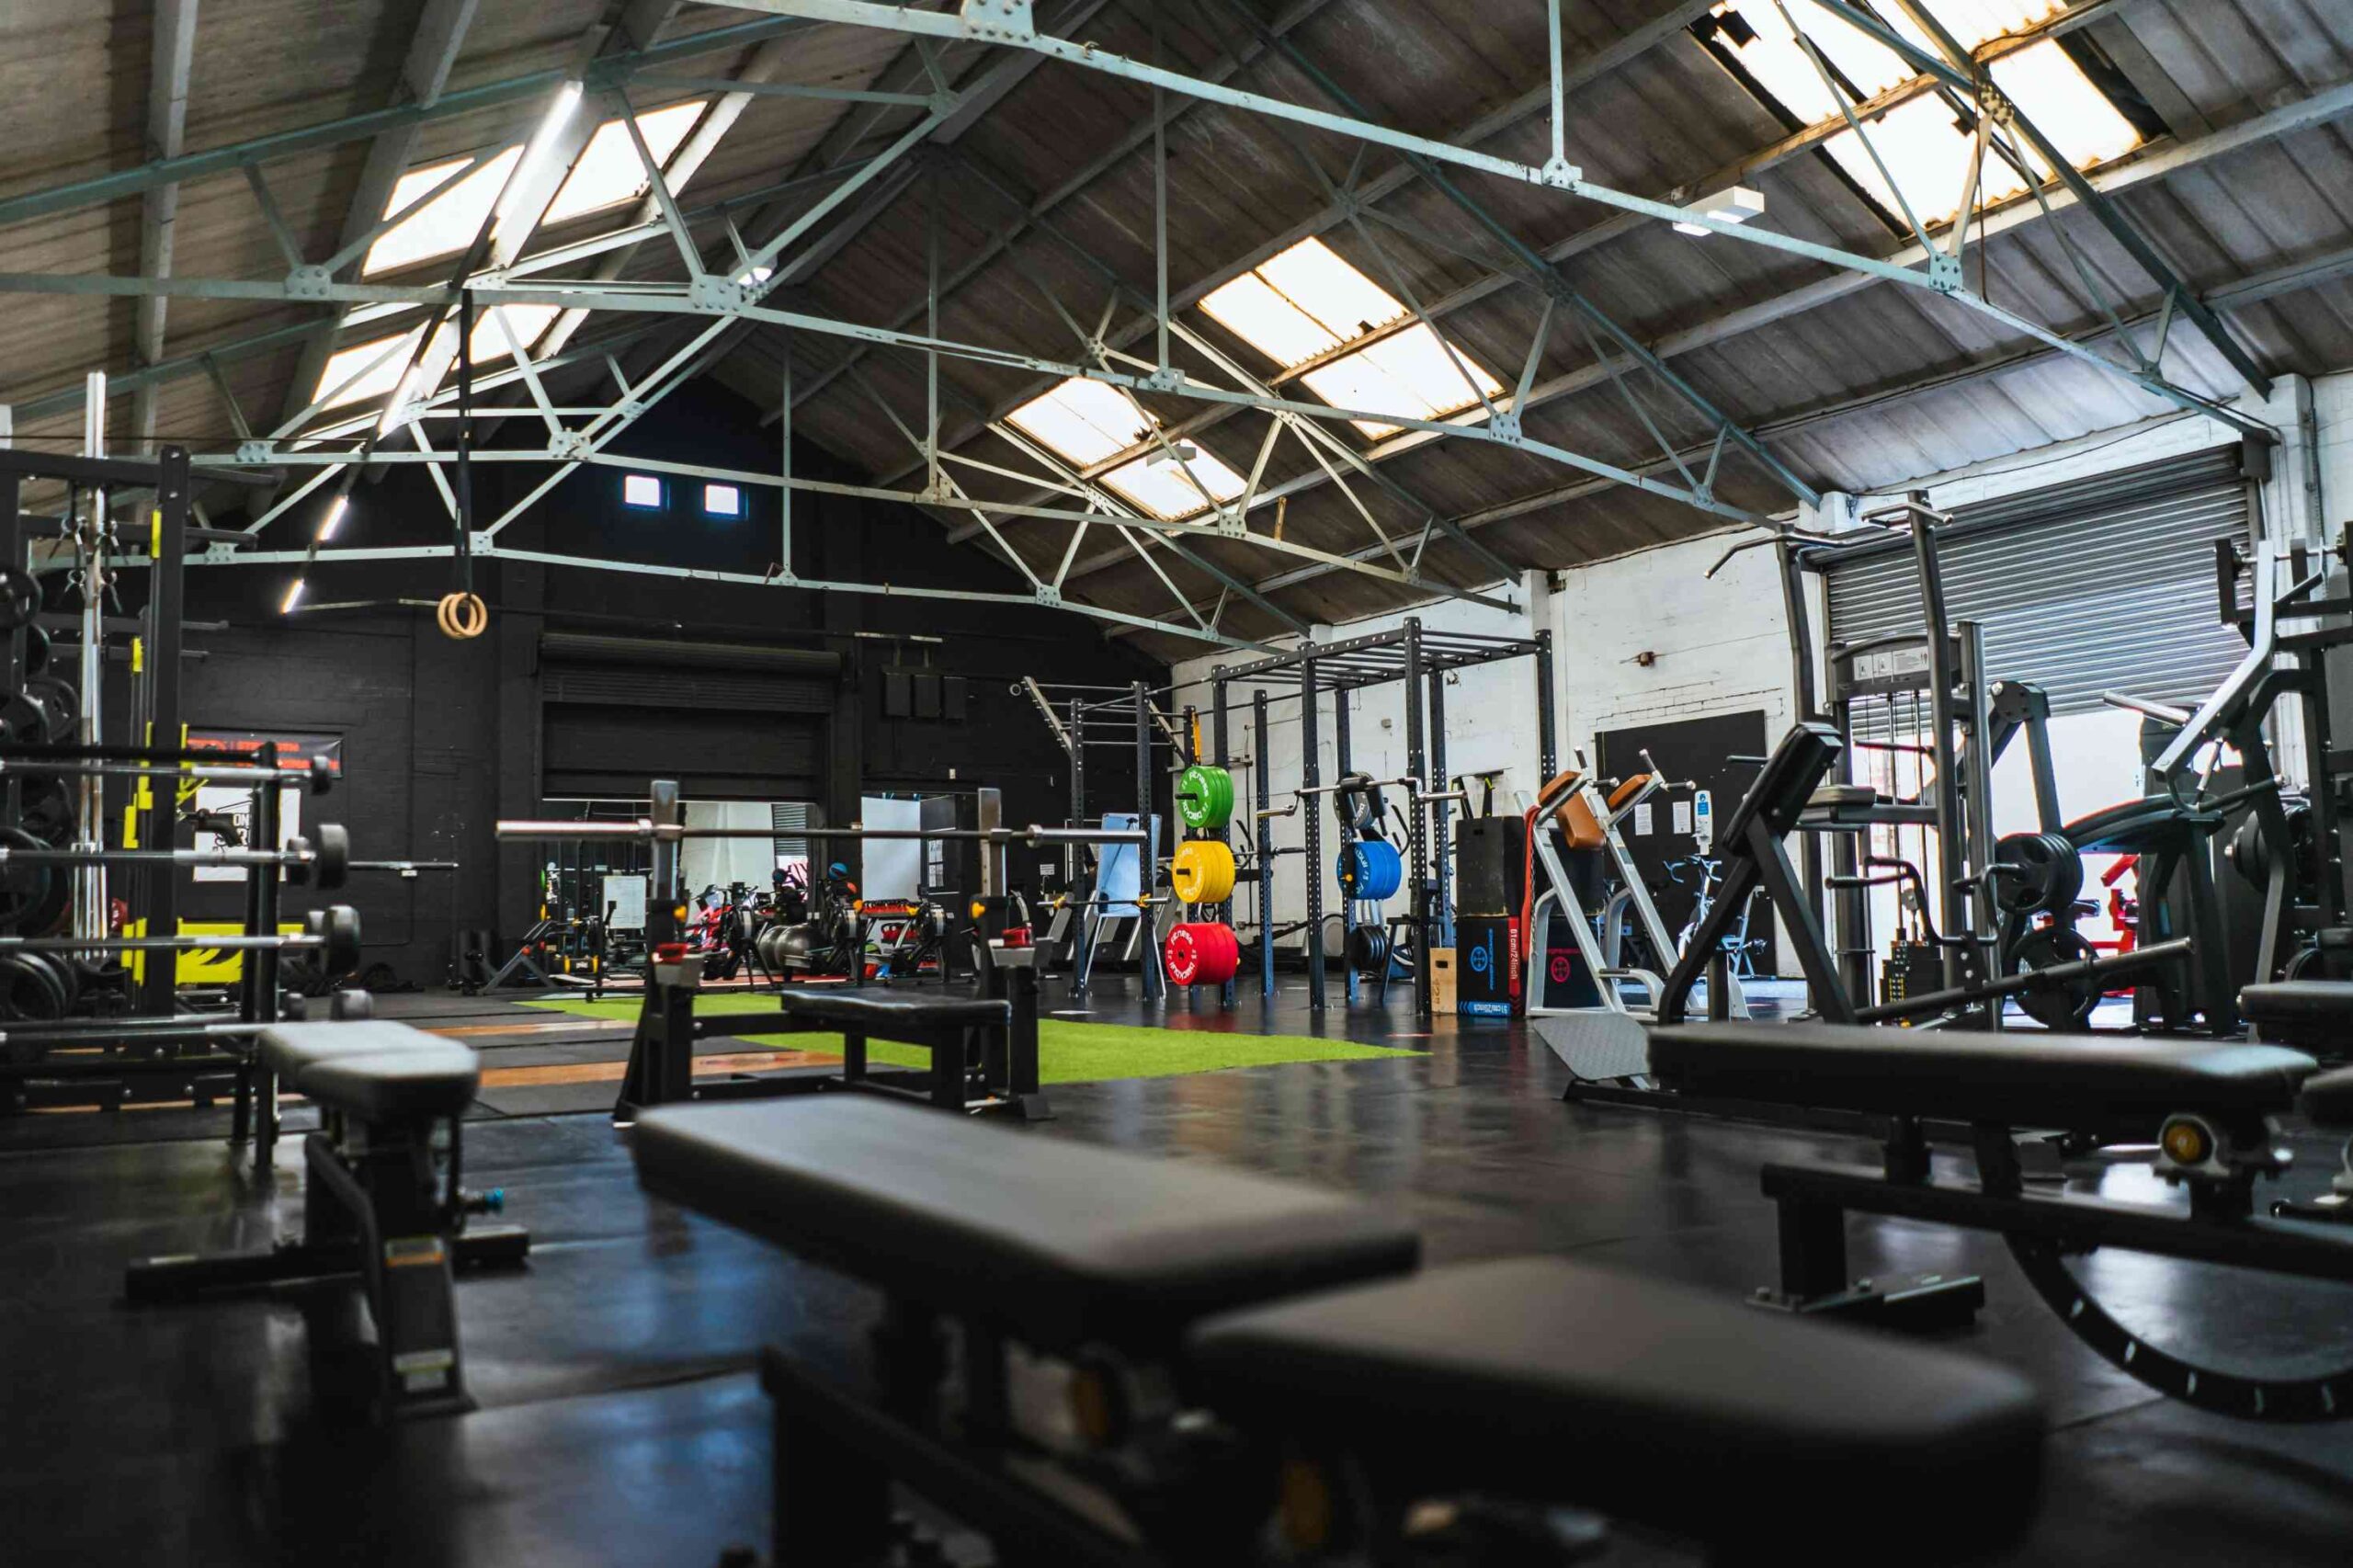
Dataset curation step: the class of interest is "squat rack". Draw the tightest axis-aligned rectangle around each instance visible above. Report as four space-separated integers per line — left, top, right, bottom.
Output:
1210 619 1555 1018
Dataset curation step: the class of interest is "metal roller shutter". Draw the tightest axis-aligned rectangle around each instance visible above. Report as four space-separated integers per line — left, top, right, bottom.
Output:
1822 448 2253 717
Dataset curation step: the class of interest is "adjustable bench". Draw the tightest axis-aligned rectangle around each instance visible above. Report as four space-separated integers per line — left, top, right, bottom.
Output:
1649 1019 2353 1421
634 1097 2045 1564
126 1019 529 1420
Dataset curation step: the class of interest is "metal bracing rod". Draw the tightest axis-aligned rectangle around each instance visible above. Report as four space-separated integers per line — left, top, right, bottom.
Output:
0 13 818 232
1818 0 2270 399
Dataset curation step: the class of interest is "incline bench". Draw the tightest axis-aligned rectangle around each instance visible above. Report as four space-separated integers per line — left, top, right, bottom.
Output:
1649 1018 2353 1421
634 1097 2044 1564
126 1019 529 1420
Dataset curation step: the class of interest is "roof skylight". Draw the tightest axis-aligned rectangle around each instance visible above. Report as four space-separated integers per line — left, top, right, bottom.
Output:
1706 1 2141 227
1199 237 1409 369
543 100 706 226
364 146 525 276
311 305 559 409
1006 377 1154 466
1296 323 1506 440
1099 449 1248 521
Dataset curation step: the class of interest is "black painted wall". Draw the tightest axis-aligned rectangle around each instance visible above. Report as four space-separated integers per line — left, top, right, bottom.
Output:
167 380 1160 986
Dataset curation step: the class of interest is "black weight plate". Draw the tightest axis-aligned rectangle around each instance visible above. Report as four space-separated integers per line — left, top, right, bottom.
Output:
0 694 44 746
2011 925 2100 1031
1990 831 2082 916
1347 923 1390 975
22 676 75 744
23 951 72 1017
0 825 64 935
18 622 49 678
0 564 38 631
17 775 72 847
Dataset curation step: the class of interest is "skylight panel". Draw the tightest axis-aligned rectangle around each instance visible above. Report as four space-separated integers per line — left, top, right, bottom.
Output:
1198 274 1345 369
364 146 525 275
1198 238 1407 369
314 332 422 408
1099 449 1246 521
1297 323 1504 440
542 100 705 226
1706 5 2142 231
465 303 560 365
1006 378 1152 466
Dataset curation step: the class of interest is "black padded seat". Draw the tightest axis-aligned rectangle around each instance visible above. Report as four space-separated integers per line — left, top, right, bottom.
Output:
2302 1067 2353 1129
774 989 1010 1030
2064 797 2203 854
632 1098 1419 1352
2242 980 2353 1050
1648 1020 2317 1142
259 1020 479 1120
1188 1257 2044 1559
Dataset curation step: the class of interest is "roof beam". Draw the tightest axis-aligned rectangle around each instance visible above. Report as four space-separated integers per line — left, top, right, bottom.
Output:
271 0 481 435
1108 227 2353 642
1053 70 2353 590
131 0 201 451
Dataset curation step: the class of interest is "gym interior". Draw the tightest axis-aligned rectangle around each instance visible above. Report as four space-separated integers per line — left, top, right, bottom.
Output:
6 2 2353 1562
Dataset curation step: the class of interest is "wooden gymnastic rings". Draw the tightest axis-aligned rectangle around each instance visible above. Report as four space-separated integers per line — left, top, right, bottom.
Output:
436 591 489 641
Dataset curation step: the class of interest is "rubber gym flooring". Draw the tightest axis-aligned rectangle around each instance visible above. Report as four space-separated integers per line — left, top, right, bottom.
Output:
4 978 2351 1564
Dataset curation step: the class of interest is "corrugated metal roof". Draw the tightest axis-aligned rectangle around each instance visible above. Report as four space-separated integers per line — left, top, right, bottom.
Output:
3 0 2351 661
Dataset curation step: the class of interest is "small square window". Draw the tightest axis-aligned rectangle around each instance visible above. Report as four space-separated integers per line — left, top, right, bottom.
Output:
704 483 745 517
622 474 665 509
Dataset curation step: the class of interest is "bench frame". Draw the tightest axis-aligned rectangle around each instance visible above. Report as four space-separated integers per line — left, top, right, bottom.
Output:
1762 1116 2353 1421
125 1064 528 1421
614 948 1047 1122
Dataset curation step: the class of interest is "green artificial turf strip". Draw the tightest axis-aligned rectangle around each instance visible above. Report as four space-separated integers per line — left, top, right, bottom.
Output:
519 992 1419 1085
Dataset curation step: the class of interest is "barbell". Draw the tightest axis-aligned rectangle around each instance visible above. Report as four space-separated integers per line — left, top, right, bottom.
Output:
0 903 362 973
497 819 1148 848
0 821 348 890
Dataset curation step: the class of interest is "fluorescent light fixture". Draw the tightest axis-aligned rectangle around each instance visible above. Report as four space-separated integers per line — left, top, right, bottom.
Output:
317 494 349 542
1005 378 1152 466
281 578 306 615
622 473 665 509
1146 441 1199 467
1100 448 1246 521
704 483 744 517
543 100 704 226
364 147 525 275
1199 237 1408 369
1674 185 1766 234
736 264 775 286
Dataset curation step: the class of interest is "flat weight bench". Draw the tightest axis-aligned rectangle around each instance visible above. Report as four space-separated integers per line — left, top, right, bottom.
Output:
1650 1019 2353 1421
2244 978 2353 1054
634 1098 2044 1565
126 1020 529 1420
614 945 1045 1121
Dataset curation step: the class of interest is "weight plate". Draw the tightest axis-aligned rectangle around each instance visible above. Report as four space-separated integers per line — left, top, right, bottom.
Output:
22 676 76 744
1164 922 1240 986
17 774 72 847
1176 764 1234 831
0 952 63 1021
1171 838 1236 905
1990 831 2083 917
1347 923 1391 975
1332 773 1384 835
2011 924 2100 1030
0 694 44 746
18 623 49 678
0 825 65 936
0 564 38 631
1335 837 1404 903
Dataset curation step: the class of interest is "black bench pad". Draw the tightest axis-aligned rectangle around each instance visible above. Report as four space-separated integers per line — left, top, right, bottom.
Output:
259 1020 479 1120
2302 1067 2353 1129
1188 1257 2043 1556
2243 981 2353 1047
774 988 1010 1034
1648 1020 2316 1139
632 1098 1417 1352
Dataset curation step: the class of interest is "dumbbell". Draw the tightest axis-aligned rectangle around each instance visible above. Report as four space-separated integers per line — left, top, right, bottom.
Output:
0 821 349 889
0 903 363 975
